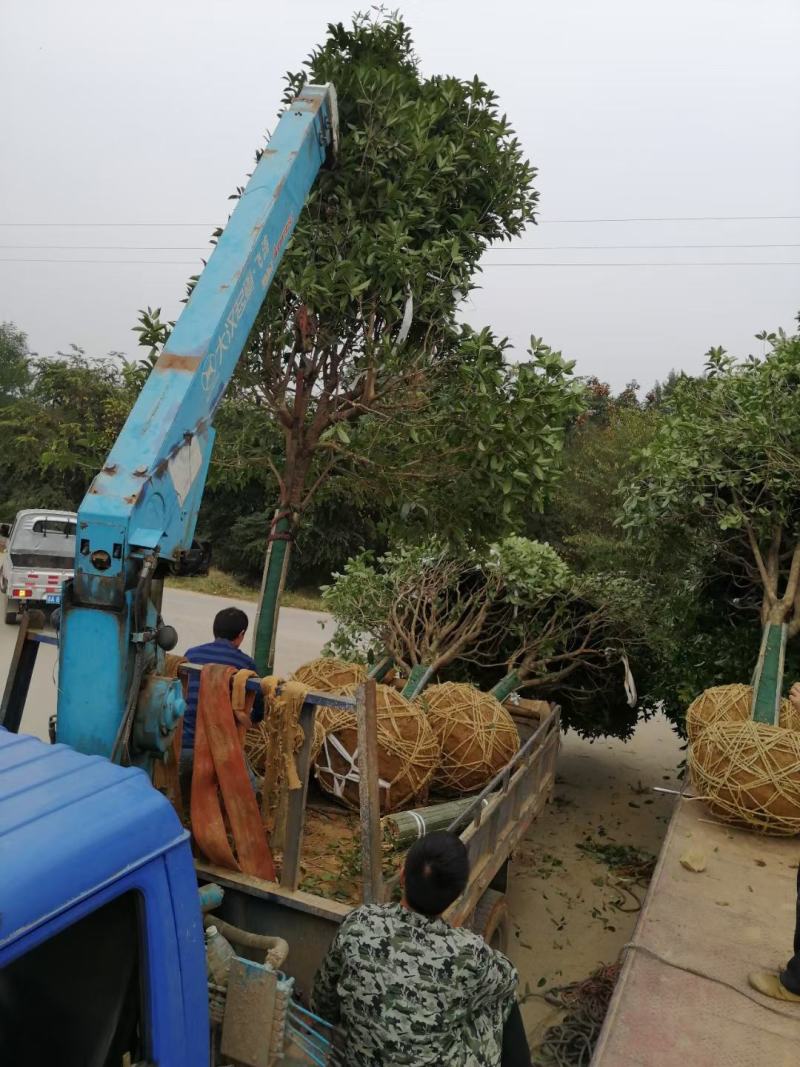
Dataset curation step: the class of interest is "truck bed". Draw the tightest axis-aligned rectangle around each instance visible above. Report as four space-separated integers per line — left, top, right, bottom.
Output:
592 792 800 1067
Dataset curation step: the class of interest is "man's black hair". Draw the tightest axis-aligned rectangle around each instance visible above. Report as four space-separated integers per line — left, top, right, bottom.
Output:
404 831 469 917
213 606 250 641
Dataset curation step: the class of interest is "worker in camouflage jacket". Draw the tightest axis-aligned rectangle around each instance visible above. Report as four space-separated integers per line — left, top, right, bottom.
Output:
312 831 531 1066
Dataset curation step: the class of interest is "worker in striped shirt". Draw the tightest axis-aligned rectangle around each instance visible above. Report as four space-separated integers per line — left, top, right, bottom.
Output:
178 606 265 802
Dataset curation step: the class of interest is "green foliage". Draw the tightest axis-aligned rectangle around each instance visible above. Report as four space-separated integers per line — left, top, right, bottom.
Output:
323 535 642 738
0 322 32 405
621 331 800 547
622 325 800 645
0 347 140 520
137 11 550 583
487 536 571 603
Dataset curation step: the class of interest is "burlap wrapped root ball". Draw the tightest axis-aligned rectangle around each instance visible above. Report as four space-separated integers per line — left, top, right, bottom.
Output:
292 656 367 691
685 683 800 743
243 660 367 772
417 682 520 796
313 684 440 814
689 719 800 836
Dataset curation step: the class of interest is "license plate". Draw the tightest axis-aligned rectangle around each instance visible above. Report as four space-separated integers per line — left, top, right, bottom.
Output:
45 593 61 605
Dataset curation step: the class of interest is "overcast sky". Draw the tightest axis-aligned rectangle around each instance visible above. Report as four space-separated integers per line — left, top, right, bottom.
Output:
1 0 798 390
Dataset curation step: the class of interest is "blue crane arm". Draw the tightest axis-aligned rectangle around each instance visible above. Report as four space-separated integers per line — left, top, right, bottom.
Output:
56 85 338 759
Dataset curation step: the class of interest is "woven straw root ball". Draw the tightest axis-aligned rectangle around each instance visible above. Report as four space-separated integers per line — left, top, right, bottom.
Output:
689 719 800 836
292 657 367 692
685 683 800 743
313 684 440 814
244 721 269 773
418 682 520 796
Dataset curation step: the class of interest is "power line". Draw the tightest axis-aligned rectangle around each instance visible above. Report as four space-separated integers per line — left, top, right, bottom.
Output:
0 222 216 228
484 243 800 251
0 244 208 251
0 214 798 227
3 242 800 253
0 258 198 265
1 257 799 267
537 215 800 224
481 261 800 267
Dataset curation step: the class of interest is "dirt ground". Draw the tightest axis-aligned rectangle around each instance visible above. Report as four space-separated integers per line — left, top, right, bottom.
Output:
505 713 684 1050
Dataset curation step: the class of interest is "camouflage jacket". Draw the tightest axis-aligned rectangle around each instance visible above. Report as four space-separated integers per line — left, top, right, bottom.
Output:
311 902 518 1066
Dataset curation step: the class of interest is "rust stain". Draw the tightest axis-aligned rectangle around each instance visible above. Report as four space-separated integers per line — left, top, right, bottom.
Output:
273 177 286 201
124 493 139 505
155 353 202 372
296 94 323 113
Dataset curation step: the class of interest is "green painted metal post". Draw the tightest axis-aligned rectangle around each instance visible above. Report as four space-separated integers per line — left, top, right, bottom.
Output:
750 622 787 725
490 671 523 704
253 510 294 675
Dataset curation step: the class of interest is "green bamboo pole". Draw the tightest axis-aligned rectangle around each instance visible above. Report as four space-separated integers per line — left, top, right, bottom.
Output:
253 509 294 675
382 797 481 850
750 622 787 725
368 656 395 681
490 671 523 704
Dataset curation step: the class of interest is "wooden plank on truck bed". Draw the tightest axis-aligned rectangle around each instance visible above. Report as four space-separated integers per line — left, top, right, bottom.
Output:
592 792 800 1067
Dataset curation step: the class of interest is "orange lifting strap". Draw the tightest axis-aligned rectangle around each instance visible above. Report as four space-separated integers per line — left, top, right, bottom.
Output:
191 663 276 882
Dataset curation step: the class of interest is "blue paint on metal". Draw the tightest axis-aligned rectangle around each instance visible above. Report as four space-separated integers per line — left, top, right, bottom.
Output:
58 588 134 756
30 632 58 646
57 84 338 760
0 726 208 1065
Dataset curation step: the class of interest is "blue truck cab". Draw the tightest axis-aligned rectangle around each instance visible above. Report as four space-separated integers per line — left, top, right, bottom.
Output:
0 727 208 1066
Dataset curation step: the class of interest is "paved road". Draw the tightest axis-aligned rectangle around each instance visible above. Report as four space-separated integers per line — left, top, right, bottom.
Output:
0 584 332 742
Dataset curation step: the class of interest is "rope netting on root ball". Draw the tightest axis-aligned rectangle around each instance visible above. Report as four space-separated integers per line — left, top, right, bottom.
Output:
313 684 440 814
689 719 800 836
416 682 520 795
292 657 367 691
685 683 799 743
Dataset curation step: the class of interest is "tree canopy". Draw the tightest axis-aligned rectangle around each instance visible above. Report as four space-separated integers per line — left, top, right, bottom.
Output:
0 322 31 406
621 325 800 636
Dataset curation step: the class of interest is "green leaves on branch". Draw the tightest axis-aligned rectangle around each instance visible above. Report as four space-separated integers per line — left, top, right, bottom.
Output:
322 534 638 735
620 322 800 632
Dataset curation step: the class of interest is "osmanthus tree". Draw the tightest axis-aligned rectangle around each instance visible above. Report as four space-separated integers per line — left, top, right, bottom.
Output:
0 322 30 406
136 10 547 672
620 324 800 721
321 539 510 694
322 535 642 735
484 537 641 707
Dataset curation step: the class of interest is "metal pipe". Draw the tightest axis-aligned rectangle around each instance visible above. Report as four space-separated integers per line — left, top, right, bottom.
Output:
175 663 356 709
203 913 289 969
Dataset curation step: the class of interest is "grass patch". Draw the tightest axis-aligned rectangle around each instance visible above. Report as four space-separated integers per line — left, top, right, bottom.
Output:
577 838 656 882
165 567 325 612
281 588 327 612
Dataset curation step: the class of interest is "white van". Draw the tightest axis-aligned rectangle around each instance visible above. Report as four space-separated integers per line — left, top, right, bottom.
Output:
0 509 77 624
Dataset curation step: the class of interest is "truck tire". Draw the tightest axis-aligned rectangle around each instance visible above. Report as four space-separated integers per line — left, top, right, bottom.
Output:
471 888 510 954
3 595 16 625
